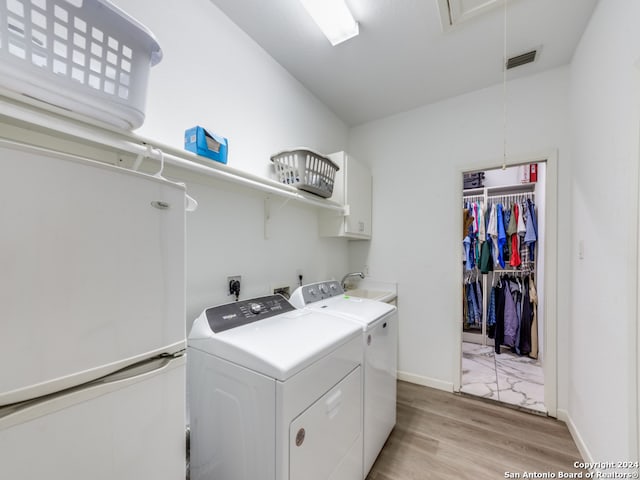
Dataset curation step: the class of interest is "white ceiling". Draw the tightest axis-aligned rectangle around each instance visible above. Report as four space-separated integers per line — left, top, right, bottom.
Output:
210 0 599 126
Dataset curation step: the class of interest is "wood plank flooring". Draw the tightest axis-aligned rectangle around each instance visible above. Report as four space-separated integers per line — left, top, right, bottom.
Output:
366 381 584 480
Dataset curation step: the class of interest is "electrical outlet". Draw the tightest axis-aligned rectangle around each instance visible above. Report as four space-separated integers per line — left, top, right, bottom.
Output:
272 284 290 298
227 275 241 296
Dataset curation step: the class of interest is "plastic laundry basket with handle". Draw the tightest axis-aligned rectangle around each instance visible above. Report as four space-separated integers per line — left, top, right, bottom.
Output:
271 148 339 198
0 0 162 129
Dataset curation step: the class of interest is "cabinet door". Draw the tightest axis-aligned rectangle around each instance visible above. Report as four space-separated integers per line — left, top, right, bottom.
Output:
0 145 186 405
344 155 372 237
319 152 372 239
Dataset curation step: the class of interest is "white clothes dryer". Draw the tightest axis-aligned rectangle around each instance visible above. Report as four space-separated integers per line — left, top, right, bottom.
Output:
289 281 398 477
188 294 364 480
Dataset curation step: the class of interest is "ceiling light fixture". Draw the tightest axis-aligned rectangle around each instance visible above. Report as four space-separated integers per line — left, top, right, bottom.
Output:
299 0 359 46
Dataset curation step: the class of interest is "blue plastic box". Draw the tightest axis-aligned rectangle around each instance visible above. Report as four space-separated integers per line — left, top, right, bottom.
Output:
184 126 228 164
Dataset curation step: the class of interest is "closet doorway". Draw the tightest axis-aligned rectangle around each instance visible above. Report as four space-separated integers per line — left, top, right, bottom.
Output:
460 162 549 415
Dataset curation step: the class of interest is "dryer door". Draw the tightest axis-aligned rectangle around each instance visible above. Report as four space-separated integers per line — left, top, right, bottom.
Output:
289 367 362 480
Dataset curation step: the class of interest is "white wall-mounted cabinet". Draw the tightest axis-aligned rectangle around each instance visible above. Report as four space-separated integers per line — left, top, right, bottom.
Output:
319 151 372 239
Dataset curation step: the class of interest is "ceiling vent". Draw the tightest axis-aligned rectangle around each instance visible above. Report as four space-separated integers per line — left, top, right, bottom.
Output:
506 49 537 69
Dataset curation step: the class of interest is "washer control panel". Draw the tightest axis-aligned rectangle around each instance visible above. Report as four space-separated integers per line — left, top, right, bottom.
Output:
205 294 296 333
300 281 344 305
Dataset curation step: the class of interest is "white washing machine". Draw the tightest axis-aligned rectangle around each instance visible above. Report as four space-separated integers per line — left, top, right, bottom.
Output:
188 294 364 480
290 281 398 477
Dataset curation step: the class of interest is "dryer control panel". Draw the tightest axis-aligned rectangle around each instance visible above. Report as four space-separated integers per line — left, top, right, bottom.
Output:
298 280 344 305
205 295 296 333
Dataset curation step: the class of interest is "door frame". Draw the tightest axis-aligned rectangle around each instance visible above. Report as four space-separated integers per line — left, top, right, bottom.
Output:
635 59 640 463
454 149 558 418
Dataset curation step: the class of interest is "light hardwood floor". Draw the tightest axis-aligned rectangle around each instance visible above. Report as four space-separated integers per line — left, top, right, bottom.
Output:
366 381 584 480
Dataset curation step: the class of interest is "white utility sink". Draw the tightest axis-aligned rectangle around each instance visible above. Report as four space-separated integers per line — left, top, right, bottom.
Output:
344 289 395 303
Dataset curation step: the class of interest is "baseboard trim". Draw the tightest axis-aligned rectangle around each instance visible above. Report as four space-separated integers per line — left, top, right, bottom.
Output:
397 371 454 392
557 408 593 462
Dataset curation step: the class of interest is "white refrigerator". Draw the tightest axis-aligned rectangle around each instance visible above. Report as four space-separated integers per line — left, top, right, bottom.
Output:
0 140 187 479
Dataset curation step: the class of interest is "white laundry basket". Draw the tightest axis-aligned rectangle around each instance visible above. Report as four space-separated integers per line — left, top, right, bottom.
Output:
0 0 162 129
271 148 339 198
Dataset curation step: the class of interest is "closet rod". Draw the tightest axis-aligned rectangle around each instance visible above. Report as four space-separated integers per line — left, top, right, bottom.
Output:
463 196 483 205
487 192 535 200
491 269 534 275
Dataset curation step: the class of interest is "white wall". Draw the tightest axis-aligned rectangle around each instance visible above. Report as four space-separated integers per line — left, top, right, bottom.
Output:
173 170 349 326
347 67 571 397
568 0 640 463
113 0 347 179
110 0 350 325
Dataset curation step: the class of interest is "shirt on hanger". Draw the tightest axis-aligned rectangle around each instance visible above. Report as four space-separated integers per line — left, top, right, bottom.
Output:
496 203 506 268
510 203 522 267
524 199 538 261
488 203 499 266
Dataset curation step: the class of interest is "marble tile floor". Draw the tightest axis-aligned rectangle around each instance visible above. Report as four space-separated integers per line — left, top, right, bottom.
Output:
461 341 546 414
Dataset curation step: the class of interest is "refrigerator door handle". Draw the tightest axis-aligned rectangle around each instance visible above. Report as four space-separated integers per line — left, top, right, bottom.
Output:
0 353 185 430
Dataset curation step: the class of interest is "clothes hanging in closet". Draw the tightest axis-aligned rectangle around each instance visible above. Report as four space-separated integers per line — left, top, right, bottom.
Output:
496 204 507 268
487 197 538 272
463 196 537 271
509 203 522 267
479 240 493 274
487 273 537 356
519 276 533 356
462 200 486 271
490 204 500 266
524 198 538 261
502 276 520 348
463 208 473 237
463 276 483 328
462 195 538 351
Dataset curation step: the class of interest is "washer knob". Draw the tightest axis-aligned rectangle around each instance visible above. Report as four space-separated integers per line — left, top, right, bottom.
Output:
250 303 262 314
309 289 317 296
319 285 328 294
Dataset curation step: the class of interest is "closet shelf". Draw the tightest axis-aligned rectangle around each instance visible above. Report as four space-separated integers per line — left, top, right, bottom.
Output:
464 184 536 197
0 94 346 213
486 183 536 195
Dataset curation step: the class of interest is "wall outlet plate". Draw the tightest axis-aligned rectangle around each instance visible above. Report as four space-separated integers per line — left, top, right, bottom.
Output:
272 283 290 298
227 275 241 296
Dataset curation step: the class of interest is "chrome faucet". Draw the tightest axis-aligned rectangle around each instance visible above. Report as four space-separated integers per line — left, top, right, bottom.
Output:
341 272 365 290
